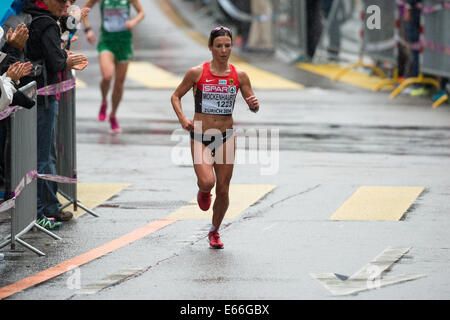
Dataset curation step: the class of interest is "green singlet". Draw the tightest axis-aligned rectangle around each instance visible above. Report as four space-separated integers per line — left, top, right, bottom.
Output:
97 0 133 62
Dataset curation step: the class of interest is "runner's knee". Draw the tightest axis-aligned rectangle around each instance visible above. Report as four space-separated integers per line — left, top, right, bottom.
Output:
198 177 215 192
102 74 113 83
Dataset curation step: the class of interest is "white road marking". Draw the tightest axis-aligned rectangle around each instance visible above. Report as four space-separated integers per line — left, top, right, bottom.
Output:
310 247 425 296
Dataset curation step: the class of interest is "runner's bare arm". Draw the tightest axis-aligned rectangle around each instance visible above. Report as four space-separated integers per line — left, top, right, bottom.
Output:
81 0 99 44
238 70 259 113
128 0 146 30
171 66 202 131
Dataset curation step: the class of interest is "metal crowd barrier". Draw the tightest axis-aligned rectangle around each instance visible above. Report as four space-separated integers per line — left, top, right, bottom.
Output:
322 0 397 89
362 0 396 67
421 1 450 78
0 81 60 257
421 0 450 108
272 0 308 60
388 0 442 99
56 70 98 217
359 0 401 91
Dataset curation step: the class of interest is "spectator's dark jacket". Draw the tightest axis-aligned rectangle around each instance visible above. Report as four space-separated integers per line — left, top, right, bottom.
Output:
22 0 67 105
0 44 23 75
406 0 422 5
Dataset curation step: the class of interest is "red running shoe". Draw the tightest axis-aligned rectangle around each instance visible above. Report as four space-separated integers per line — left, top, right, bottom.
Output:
109 115 122 133
208 231 224 249
197 190 212 211
98 103 107 121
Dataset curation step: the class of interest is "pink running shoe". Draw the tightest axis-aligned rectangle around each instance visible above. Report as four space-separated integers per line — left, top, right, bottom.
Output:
109 115 122 133
98 103 107 121
208 231 224 249
197 190 212 211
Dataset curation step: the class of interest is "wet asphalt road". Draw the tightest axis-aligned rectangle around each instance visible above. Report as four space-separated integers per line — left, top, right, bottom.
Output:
1 0 450 302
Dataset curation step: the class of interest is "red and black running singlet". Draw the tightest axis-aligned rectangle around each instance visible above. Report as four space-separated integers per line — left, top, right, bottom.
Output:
194 62 240 115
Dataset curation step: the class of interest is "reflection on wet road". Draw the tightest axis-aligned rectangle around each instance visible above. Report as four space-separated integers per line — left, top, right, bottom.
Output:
76 117 450 157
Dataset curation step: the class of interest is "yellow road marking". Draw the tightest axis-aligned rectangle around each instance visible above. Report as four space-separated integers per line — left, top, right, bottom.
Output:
127 60 302 90
58 183 130 218
155 0 191 28
330 186 424 221
127 62 183 89
234 61 304 90
297 63 395 91
167 184 276 219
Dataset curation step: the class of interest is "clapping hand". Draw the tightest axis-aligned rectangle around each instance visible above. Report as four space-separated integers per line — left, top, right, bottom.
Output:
6 61 33 83
66 52 88 70
6 24 29 51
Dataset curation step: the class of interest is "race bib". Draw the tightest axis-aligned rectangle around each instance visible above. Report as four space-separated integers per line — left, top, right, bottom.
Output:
201 85 237 115
103 9 128 32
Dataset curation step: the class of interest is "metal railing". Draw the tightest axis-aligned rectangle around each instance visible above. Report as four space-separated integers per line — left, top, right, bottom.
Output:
56 70 98 217
0 81 61 257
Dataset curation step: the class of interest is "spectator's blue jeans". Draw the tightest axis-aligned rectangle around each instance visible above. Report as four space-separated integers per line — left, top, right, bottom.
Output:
37 100 60 219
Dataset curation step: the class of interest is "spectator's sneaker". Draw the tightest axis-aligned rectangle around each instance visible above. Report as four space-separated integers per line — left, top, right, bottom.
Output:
109 115 122 133
98 103 107 121
197 190 212 211
36 216 62 230
46 210 73 222
208 231 224 249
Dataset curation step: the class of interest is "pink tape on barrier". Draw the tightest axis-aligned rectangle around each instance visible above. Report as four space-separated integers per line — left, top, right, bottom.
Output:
420 2 450 14
37 78 77 96
0 170 77 213
0 78 78 121
0 106 19 121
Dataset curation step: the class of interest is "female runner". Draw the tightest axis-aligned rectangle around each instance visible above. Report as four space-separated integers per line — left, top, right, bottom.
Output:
171 26 260 249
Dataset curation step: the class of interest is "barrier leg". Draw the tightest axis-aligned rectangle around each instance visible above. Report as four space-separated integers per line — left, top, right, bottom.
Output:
59 190 100 217
432 94 449 108
1 221 61 256
372 68 399 91
15 238 46 256
389 73 440 99
333 58 387 81
33 222 62 240
59 198 74 210
75 201 100 218
0 237 11 250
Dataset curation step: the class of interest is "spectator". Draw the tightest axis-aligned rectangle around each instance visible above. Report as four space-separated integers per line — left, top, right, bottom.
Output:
60 0 90 50
0 24 30 75
1 23 33 108
321 0 341 61
0 61 33 111
246 0 274 53
0 24 33 194
306 0 323 60
0 64 18 111
232 0 251 48
22 0 87 230
404 0 421 78
404 0 431 96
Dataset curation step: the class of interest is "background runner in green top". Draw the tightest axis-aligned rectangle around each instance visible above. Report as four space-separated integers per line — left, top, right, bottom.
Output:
100 0 132 43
